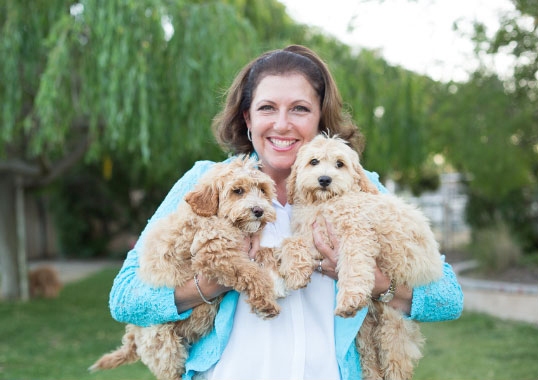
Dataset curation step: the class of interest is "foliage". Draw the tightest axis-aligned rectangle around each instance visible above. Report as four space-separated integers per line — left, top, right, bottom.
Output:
429 74 529 199
2 269 538 380
1 0 259 183
467 220 523 272
47 158 166 258
447 0 538 253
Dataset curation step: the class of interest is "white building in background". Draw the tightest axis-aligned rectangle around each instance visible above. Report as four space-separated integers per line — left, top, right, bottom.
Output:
387 173 471 252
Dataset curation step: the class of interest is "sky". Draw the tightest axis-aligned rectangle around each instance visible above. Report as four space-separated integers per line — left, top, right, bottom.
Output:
279 0 515 82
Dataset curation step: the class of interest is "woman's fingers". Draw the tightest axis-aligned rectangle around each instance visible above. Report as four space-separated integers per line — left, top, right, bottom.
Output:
246 233 261 260
312 216 339 280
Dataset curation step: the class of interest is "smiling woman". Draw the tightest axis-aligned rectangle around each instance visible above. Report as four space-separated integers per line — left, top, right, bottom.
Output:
108 44 463 380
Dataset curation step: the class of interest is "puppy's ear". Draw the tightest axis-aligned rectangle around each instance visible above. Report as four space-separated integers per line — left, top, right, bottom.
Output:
184 183 219 216
353 161 380 194
286 165 298 204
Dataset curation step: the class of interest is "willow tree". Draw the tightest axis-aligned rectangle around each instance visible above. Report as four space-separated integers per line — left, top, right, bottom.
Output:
0 0 258 299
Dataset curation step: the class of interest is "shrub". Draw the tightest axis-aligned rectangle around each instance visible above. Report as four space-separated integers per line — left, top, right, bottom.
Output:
468 221 522 272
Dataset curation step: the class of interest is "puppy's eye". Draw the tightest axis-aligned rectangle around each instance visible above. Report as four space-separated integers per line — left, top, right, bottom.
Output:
260 187 266 194
310 159 319 166
336 160 344 168
233 188 244 195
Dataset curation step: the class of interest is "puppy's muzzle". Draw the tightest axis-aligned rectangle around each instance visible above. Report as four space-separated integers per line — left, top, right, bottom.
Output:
318 175 332 188
252 206 264 218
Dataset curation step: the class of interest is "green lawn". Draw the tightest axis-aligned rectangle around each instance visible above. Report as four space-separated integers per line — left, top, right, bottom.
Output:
1 268 537 380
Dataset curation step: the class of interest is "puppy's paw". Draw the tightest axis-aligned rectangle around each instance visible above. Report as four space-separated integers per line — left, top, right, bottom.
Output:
282 269 312 290
335 293 369 318
254 301 281 320
335 305 361 318
270 274 289 299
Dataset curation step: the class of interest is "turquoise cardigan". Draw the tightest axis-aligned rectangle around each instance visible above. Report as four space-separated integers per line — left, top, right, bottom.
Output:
109 160 464 380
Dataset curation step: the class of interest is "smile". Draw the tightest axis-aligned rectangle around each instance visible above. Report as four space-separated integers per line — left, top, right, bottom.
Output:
269 138 296 148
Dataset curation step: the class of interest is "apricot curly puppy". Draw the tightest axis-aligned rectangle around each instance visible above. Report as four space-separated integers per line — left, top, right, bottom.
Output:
278 134 444 380
90 156 283 380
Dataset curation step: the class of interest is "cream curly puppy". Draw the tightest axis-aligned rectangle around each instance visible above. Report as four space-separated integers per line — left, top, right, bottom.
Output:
90 156 283 380
278 134 444 380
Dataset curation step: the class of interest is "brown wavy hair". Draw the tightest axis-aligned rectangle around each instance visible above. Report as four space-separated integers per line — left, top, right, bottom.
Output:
212 45 364 155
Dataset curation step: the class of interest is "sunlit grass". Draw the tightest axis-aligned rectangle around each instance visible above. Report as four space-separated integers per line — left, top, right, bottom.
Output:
1 269 537 380
416 311 538 380
0 269 153 380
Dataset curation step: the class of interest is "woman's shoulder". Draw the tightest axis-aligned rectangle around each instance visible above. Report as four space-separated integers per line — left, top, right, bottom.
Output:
362 168 388 194
180 157 238 182
185 160 219 177
150 159 224 221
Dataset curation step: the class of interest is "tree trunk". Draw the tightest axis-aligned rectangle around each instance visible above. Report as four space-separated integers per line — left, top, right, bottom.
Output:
16 176 29 301
0 174 21 299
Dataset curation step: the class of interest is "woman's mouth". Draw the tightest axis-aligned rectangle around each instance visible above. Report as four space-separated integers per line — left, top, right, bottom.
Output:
269 138 297 149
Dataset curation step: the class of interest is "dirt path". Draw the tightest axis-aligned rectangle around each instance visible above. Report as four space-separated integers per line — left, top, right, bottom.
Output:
29 259 122 284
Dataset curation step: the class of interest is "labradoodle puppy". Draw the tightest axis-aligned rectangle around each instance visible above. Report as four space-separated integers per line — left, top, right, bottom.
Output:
278 134 444 380
90 156 283 380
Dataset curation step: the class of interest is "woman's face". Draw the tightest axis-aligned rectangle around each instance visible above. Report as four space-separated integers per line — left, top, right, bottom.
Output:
244 73 321 181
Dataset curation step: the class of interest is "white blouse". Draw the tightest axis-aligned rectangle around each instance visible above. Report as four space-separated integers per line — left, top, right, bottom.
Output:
204 201 341 380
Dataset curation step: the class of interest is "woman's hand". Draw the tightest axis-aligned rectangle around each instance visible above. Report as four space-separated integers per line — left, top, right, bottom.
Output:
312 216 413 315
174 234 259 314
246 233 260 261
312 216 340 280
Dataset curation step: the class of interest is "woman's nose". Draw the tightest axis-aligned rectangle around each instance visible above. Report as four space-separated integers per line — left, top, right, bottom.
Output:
273 110 290 131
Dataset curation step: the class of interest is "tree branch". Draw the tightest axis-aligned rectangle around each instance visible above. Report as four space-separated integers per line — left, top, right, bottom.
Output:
0 134 91 188
0 160 40 177
28 134 91 188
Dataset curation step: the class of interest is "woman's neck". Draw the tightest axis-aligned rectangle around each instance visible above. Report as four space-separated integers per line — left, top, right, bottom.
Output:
274 179 288 206
259 166 290 206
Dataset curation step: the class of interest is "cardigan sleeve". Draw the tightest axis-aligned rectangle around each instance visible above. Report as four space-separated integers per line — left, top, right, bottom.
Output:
108 160 216 327
364 170 464 322
410 258 464 321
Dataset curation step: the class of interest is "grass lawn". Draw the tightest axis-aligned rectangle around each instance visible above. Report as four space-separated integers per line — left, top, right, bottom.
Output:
1 268 537 380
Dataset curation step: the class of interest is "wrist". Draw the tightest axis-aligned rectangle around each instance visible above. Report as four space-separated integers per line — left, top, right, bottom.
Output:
194 274 215 304
174 275 227 313
388 284 413 315
376 279 396 303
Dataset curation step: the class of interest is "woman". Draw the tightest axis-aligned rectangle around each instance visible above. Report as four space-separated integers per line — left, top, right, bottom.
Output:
109 45 464 380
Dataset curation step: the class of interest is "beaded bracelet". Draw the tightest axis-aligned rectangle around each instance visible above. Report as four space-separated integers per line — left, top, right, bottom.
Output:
193 274 214 305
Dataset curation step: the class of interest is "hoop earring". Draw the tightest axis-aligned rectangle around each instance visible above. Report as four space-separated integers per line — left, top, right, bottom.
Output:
247 129 252 142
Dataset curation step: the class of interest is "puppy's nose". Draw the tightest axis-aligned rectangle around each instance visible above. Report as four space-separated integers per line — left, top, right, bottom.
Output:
252 206 264 218
318 175 332 188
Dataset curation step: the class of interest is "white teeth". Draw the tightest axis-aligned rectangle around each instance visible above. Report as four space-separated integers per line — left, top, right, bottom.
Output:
270 138 295 148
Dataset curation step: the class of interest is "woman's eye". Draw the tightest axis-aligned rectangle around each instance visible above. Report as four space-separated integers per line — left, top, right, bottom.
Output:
310 159 319 166
336 160 344 168
293 105 309 112
258 105 273 111
233 188 244 195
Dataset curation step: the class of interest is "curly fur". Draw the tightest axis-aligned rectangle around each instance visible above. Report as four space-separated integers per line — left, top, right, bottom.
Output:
28 265 62 299
90 156 283 380
278 134 444 380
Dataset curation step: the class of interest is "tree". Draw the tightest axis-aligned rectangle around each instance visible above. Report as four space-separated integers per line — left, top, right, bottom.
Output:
0 0 259 299
446 0 538 252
